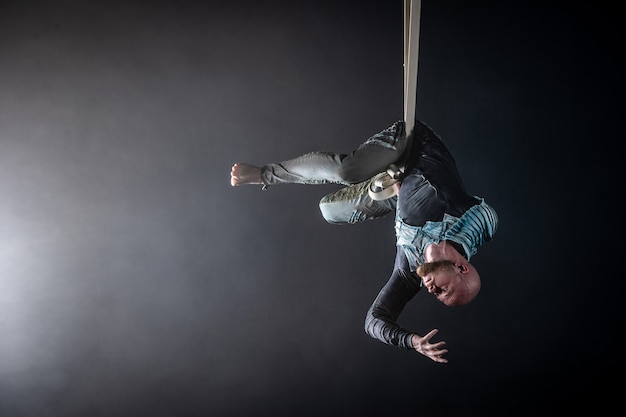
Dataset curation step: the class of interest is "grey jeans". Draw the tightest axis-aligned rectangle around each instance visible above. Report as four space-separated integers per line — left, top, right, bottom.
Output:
260 120 408 224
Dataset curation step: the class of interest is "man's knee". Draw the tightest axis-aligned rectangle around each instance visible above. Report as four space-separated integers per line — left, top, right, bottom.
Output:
318 197 354 225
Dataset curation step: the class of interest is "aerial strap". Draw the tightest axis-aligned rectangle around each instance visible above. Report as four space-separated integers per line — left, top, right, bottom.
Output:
369 0 421 201
403 0 420 141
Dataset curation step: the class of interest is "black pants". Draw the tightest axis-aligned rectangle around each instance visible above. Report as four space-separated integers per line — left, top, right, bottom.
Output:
397 121 478 227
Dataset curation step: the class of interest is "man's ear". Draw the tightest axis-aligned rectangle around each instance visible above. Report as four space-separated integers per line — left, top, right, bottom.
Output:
458 263 469 273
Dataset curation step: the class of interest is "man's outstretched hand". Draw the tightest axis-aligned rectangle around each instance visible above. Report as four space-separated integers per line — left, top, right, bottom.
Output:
230 163 263 186
411 329 449 363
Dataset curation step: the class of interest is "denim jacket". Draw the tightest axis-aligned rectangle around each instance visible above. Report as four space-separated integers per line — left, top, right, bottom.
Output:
396 198 498 271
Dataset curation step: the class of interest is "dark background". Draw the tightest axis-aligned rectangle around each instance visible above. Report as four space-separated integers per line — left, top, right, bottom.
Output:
0 1 622 416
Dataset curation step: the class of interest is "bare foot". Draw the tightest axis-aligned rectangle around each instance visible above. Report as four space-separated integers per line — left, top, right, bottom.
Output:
230 163 263 186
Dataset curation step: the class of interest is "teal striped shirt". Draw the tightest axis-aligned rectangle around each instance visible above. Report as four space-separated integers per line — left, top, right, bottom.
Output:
395 198 498 271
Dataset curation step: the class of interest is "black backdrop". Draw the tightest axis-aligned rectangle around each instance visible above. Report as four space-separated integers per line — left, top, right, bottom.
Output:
0 1 621 416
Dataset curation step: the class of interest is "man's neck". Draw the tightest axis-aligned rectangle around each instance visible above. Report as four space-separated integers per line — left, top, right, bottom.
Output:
425 240 464 262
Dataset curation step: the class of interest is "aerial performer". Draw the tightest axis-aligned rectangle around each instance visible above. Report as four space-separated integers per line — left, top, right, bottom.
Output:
229 0 498 363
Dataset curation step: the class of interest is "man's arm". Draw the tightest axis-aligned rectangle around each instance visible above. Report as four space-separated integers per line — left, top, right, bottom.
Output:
364 248 448 363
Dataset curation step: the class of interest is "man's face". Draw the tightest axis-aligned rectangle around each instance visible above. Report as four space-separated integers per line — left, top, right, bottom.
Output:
420 262 464 306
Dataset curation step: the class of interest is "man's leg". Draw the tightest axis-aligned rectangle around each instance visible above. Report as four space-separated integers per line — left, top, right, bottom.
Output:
260 121 407 188
231 121 407 225
318 178 397 224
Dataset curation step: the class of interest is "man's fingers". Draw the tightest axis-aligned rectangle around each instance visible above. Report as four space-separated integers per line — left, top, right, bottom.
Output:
429 348 449 363
423 330 447 347
423 328 439 341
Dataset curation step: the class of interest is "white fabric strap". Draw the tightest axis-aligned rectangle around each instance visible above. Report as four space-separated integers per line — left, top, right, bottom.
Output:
368 164 404 201
404 0 420 138
368 0 421 201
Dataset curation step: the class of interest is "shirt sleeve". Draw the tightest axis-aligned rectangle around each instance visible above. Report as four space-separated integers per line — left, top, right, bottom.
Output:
364 247 422 349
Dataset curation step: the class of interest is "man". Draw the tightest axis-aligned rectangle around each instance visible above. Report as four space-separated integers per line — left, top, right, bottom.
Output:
230 119 498 363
